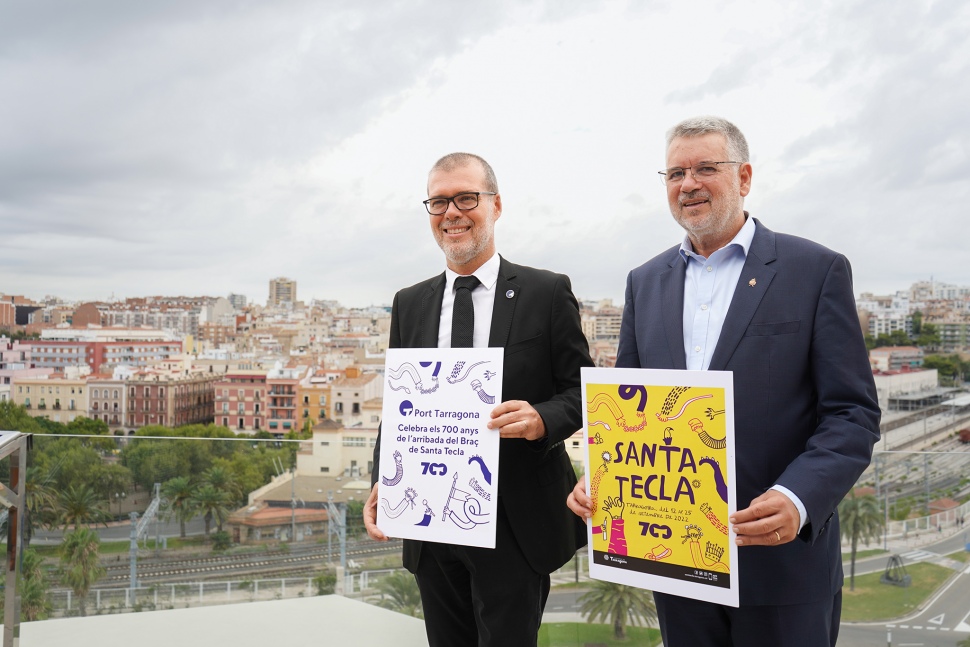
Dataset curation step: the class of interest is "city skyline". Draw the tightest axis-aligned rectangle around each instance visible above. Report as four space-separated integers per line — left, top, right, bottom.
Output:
3 1 968 306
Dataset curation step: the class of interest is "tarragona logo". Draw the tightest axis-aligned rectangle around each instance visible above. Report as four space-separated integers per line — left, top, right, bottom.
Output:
399 400 414 416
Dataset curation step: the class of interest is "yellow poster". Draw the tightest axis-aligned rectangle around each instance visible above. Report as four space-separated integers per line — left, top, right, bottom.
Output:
582 367 739 607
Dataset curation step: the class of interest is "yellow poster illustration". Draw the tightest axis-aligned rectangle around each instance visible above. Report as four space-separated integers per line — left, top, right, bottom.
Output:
581 367 739 607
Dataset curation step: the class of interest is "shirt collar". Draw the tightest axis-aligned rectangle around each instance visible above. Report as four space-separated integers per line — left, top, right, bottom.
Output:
445 252 500 292
678 212 756 263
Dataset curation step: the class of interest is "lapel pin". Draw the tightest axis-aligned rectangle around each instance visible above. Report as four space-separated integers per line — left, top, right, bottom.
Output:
748 278 757 287
506 290 515 299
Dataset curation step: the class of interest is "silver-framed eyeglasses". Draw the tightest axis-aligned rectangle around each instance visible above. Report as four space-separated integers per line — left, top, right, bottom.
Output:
658 161 740 185
423 191 496 215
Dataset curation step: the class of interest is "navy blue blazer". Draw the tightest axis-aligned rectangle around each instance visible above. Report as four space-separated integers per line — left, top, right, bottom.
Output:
617 219 880 606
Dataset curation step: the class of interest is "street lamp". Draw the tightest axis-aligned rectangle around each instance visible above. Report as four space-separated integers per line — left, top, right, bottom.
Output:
113 491 126 518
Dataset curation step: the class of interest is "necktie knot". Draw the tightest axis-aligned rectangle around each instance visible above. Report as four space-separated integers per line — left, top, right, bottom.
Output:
451 275 481 348
454 275 481 293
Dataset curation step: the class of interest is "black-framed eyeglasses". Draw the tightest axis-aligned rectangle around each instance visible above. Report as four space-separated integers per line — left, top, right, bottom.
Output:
658 161 740 185
423 191 496 215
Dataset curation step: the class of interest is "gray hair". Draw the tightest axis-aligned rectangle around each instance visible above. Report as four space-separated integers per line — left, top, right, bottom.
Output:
429 152 499 193
666 116 749 163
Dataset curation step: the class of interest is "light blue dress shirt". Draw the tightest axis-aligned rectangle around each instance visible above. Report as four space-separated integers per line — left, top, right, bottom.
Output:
679 216 808 531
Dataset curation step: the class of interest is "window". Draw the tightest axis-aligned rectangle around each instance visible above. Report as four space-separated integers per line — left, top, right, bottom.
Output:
92 389 100 398
319 441 330 446
371 415 380 423
238 418 244 429
320 467 330 473
238 389 244 399
335 402 343 414
222 417 229 427
343 436 366 447
352 403 360 415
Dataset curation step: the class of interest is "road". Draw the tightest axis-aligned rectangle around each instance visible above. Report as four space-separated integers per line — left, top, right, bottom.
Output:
32 517 208 544
543 531 970 646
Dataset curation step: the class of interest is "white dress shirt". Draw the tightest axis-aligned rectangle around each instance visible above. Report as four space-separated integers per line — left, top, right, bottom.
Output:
679 217 808 531
437 253 500 349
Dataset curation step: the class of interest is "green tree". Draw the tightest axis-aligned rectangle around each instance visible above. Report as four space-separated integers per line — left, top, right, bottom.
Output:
579 580 658 641
190 483 231 538
203 464 242 505
55 484 111 529
374 571 423 618
0 548 53 622
0 401 46 435
910 310 923 336
91 462 133 507
20 548 54 621
65 416 110 435
161 476 196 538
24 466 57 546
839 491 884 591
888 329 911 346
916 322 940 349
59 527 106 616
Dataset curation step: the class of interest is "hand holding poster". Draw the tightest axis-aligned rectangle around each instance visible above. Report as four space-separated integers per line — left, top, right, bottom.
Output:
582 367 739 607
377 347 503 548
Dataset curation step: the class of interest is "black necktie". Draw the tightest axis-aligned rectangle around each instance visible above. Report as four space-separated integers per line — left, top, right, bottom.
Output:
451 275 481 348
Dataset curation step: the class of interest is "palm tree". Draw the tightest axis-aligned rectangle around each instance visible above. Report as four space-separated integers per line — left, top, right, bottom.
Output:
162 476 196 538
55 484 110 530
20 548 53 621
579 580 658 641
190 483 231 539
375 571 423 618
60 527 106 616
24 466 58 547
839 491 884 591
203 465 241 504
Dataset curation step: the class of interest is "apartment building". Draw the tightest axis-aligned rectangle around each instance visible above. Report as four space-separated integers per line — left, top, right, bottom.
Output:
331 369 381 429
87 374 128 429
12 374 89 423
126 371 217 428
214 371 268 434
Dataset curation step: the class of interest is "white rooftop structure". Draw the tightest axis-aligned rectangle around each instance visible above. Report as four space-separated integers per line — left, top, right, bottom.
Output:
3 595 428 647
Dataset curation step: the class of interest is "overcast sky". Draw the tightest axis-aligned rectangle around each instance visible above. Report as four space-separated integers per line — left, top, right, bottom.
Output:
3 0 968 308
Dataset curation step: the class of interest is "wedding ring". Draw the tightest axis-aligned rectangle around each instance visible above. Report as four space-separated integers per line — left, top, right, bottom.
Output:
774 530 781 542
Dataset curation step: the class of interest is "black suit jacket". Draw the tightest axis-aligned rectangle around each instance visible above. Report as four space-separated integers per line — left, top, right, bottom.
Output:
617 219 880 606
373 256 593 574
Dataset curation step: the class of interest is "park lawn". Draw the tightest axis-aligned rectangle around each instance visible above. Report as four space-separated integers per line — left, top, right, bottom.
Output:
539 623 661 646
844 547 887 560
841 562 951 622
948 550 969 563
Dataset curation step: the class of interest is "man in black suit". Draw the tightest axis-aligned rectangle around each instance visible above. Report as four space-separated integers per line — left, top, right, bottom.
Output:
568 117 880 646
365 152 592 646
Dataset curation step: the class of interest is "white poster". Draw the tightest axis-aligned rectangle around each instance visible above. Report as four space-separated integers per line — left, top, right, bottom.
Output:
377 347 503 548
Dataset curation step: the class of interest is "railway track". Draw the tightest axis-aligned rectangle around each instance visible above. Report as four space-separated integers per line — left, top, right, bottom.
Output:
89 539 404 586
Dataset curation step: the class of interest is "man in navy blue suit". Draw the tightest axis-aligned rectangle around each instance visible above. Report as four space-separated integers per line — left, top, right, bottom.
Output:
568 116 880 646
